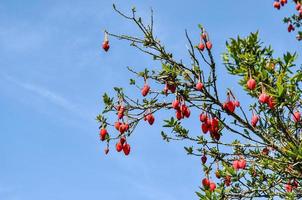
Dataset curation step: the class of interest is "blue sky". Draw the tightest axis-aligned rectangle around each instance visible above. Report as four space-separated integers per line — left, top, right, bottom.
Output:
0 1 301 200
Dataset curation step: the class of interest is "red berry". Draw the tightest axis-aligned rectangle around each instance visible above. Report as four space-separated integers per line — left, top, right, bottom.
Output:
285 184 293 192
296 3 301 11
233 160 240 171
251 114 259 127
247 78 256 90
262 147 270 155
102 41 110 52
141 84 150 97
172 99 180 109
238 159 246 169
280 0 287 6
201 123 209 134
146 114 155 125
180 104 190 118
202 178 210 188
183 107 191 118
196 82 204 91
120 136 126 145
224 101 235 113
124 123 129 131
273 1 281 9
114 121 121 131
209 182 216 192
199 113 208 122
176 110 183 120
167 84 176 93
288 24 295 32
100 128 108 141
259 92 269 104
201 33 207 40
198 43 205 51
119 124 127 134
123 143 131 156
268 97 276 109
116 142 123 152
293 111 301 123
206 41 212 50
201 155 207 164
210 117 219 128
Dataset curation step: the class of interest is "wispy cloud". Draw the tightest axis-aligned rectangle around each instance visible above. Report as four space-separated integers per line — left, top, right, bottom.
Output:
2 74 91 120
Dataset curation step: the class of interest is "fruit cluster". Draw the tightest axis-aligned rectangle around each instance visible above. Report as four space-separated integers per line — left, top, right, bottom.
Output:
172 98 191 120
200 113 220 140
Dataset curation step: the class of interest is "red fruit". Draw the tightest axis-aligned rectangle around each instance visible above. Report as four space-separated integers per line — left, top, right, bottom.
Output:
273 1 281 9
119 124 127 134
195 82 204 91
201 123 209 134
141 84 150 97
202 178 210 188
206 41 212 50
199 113 207 122
180 104 190 118
247 78 256 90
201 155 207 164
172 99 180 109
100 128 108 141
251 114 259 127
124 123 129 131
238 159 246 169
104 148 109 155
183 107 191 118
146 114 155 125
233 160 240 171
293 111 301 123
114 121 121 131
209 182 216 192
123 143 131 156
259 92 269 104
198 43 205 51
120 136 126 145
201 33 207 40
280 0 287 6
288 24 295 32
285 184 293 192
224 101 235 113
210 117 219 128
234 100 240 107
262 147 270 155
102 41 110 52
296 3 301 11
116 142 123 152
167 84 176 93
176 110 183 120
268 97 276 109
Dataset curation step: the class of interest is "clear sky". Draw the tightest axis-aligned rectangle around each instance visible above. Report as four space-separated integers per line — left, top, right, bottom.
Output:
0 1 301 200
